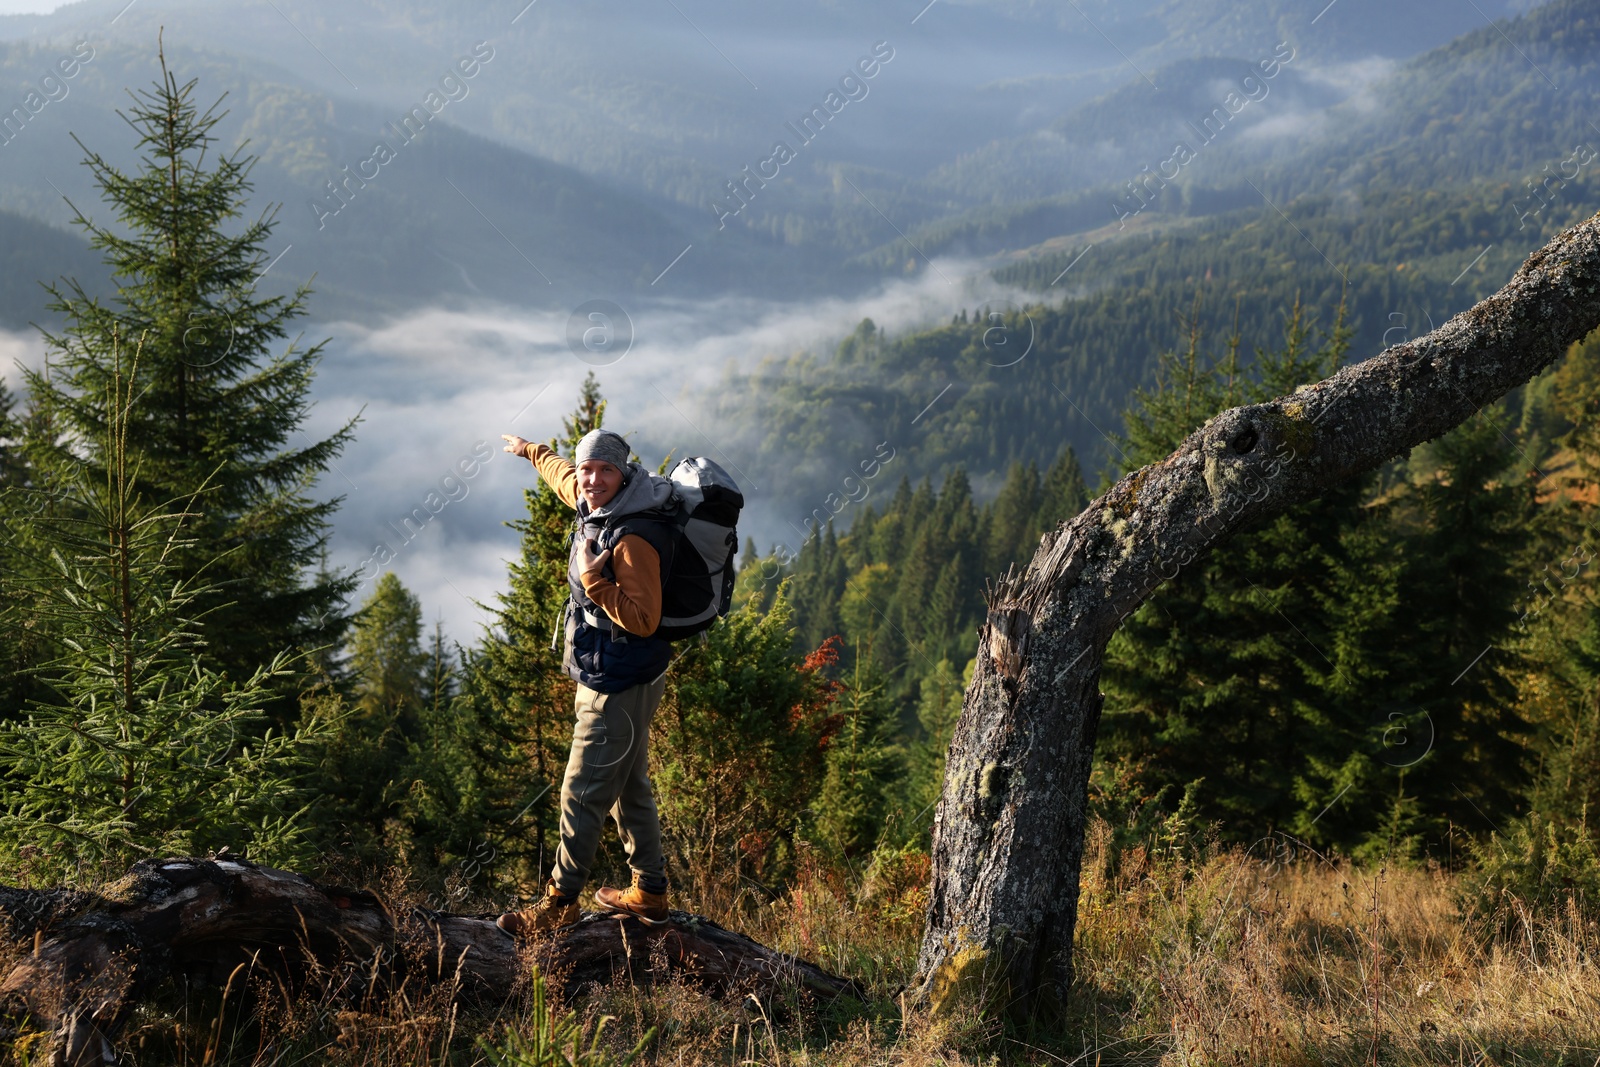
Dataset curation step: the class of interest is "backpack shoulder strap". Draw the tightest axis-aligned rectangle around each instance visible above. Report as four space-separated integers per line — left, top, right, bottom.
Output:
607 508 682 569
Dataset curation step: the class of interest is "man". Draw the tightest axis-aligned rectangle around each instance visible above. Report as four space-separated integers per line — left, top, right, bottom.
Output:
495 427 676 933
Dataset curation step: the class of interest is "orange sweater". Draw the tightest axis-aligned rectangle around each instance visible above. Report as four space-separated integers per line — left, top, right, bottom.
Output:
527 443 663 636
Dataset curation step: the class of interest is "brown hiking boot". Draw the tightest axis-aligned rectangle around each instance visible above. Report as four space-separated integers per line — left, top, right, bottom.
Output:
595 872 670 925
496 881 579 937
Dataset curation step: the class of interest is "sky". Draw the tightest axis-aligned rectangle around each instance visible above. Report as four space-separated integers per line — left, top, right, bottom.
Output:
0 1 67 13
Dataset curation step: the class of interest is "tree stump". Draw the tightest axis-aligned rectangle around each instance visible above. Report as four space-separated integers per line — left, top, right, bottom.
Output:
0 856 858 1065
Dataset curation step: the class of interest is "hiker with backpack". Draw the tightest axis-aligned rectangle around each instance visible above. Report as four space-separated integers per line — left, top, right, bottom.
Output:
494 427 741 935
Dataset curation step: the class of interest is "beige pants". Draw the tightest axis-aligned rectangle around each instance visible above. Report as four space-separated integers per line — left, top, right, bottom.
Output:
549 675 667 896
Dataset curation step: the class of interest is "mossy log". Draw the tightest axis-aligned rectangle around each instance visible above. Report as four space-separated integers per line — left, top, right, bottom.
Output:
0 856 857 1065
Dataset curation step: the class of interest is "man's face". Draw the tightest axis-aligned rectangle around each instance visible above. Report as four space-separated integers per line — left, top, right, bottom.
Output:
578 459 624 509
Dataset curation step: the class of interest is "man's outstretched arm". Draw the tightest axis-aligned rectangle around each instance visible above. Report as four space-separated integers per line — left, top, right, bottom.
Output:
514 439 580 509
499 435 582 508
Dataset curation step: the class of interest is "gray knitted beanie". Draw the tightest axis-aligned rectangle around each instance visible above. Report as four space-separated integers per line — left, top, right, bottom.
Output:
573 429 630 470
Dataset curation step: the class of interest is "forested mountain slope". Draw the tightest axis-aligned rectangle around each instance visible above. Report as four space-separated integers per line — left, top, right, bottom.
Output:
0 209 98 328
0 0 1547 325
718 0 1600 520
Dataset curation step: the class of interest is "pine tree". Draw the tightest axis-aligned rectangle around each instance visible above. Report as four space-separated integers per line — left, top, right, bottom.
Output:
23 44 357 714
0 347 329 877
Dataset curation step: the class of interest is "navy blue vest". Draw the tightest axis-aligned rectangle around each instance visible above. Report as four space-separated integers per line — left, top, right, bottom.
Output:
561 501 678 694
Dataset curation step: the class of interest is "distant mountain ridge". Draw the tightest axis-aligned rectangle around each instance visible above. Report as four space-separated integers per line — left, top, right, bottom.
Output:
952 0 1527 62
840 0 1599 270
0 29 832 325
0 0 1553 326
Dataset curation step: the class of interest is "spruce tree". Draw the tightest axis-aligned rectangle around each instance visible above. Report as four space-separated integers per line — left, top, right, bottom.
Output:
732 535 777 614
1553 327 1600 484
869 478 915 568
1101 298 1545 854
0 348 329 876
1389 405 1536 840
1519 579 1600 827
323 567 554 890
401 631 541 900
0 382 24 490
653 591 839 892
315 571 429 863
1038 444 1089 531
788 520 848 655
811 651 902 861
902 657 969 840
24 45 357 713
985 461 1041 578
838 561 896 672
1506 332 1600 831
349 572 428 729
0 384 44 717
1101 303 1414 849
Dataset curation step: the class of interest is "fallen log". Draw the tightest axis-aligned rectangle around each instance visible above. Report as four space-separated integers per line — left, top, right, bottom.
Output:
0 856 858 1065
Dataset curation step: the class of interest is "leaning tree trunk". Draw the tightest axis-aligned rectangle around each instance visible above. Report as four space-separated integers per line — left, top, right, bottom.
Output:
0 857 857 1065
913 211 1600 1016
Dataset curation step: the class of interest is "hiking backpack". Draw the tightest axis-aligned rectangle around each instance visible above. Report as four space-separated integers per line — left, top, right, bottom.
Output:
653 456 744 640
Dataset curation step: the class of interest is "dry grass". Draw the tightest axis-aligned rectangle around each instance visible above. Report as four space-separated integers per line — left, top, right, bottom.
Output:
1066 822 1600 1065
6 825 1600 1065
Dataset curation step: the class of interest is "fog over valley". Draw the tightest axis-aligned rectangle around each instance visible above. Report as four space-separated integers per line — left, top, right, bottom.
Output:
0 0 1580 642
